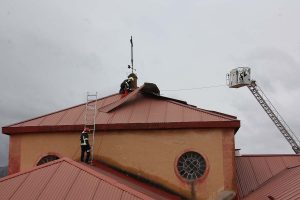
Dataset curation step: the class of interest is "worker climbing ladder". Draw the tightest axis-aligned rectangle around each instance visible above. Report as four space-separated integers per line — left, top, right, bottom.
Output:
84 92 98 164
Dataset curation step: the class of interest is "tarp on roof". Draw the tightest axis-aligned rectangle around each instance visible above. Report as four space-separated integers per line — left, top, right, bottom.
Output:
2 84 240 134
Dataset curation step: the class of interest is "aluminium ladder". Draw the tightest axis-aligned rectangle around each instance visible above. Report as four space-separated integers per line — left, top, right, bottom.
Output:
247 81 300 154
84 92 98 164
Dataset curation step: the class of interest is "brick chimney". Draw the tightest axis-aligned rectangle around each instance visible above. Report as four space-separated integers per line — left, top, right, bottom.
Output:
128 73 138 90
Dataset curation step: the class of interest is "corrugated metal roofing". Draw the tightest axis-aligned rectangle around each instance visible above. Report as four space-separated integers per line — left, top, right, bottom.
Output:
2 84 240 134
236 155 300 198
0 157 161 200
90 161 181 200
243 165 300 200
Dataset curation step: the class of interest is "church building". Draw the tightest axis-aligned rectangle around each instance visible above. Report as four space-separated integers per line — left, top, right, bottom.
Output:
2 73 240 199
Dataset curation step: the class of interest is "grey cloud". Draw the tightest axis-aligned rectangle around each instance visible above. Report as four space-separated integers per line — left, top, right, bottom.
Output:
243 48 300 92
2 0 300 166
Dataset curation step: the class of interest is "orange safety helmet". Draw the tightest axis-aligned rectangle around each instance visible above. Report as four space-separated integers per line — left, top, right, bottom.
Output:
82 127 90 133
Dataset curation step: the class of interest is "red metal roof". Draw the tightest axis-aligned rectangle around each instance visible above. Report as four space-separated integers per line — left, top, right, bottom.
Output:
89 160 181 200
0 157 177 200
2 84 240 134
235 154 300 198
243 165 300 200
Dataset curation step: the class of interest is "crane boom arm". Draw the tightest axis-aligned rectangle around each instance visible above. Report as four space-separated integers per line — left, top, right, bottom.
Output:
247 81 300 154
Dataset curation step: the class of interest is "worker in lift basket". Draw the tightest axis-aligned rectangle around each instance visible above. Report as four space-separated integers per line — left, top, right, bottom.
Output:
119 77 134 94
80 128 91 163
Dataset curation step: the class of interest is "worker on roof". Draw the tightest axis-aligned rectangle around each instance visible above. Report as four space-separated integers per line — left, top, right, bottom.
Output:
119 77 134 95
80 127 91 163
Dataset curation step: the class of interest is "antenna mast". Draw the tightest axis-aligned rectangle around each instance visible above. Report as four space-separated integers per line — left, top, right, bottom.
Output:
130 36 134 72
129 36 135 73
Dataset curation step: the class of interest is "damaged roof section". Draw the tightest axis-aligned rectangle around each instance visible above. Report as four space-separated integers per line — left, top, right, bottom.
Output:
2 83 240 134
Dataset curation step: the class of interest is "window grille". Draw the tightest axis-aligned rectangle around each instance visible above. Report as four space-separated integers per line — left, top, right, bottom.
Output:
177 151 206 182
37 155 59 166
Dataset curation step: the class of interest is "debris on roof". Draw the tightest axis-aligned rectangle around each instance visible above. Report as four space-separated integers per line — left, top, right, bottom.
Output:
141 82 160 96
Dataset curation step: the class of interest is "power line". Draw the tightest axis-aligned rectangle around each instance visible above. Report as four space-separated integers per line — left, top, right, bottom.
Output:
161 84 226 92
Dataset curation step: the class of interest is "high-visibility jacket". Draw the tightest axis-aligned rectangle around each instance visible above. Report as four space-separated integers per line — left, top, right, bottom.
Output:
119 79 131 94
80 132 90 146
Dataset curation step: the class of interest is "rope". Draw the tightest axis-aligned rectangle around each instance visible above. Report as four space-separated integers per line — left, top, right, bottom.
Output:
161 84 226 92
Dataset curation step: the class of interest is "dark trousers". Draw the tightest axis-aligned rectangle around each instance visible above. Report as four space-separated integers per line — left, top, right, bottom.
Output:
81 145 91 163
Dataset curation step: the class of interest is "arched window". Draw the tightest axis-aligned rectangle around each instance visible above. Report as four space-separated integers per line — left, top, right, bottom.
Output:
37 155 60 166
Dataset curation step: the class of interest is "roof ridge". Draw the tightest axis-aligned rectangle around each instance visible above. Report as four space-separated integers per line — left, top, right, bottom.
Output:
100 90 237 121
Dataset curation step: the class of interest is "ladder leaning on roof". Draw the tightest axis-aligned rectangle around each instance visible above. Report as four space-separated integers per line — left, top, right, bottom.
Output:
84 92 98 164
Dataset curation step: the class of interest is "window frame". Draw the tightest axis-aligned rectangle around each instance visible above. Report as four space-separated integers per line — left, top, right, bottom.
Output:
174 150 209 184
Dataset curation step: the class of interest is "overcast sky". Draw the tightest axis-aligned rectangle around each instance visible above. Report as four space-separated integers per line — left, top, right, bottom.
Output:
1 0 300 166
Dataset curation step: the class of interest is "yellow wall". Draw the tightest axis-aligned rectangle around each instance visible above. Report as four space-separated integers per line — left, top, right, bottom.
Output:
14 128 235 199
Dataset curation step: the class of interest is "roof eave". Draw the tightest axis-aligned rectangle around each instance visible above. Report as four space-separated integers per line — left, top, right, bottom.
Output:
2 120 240 135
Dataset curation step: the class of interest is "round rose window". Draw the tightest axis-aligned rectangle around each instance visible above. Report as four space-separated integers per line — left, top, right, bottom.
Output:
177 151 207 182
